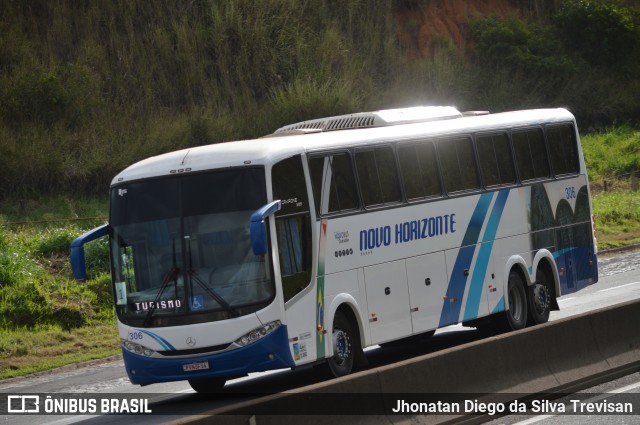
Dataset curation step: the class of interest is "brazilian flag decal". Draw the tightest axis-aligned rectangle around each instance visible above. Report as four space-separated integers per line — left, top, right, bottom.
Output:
316 219 328 358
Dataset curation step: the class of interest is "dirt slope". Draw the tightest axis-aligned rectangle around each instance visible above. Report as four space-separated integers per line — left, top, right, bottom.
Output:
396 0 519 58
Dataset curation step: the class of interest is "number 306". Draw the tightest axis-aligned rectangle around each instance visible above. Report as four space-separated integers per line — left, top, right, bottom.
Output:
565 187 576 199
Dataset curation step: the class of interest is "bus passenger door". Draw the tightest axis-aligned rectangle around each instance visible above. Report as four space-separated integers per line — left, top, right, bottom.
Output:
364 260 412 345
406 252 448 334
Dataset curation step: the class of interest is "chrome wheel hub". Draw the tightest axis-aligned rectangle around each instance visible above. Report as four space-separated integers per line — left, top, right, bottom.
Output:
532 283 549 314
332 329 350 365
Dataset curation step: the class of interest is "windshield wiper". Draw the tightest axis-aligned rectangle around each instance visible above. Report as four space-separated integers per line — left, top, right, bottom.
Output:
142 266 178 326
185 237 239 318
143 240 179 327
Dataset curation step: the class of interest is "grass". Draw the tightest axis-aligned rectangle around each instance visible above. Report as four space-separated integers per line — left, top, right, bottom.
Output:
0 195 118 380
583 127 640 250
582 126 640 180
0 323 119 380
0 195 107 225
591 190 640 250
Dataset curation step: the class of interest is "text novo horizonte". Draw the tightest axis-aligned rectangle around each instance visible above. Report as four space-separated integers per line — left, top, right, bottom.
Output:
360 214 456 252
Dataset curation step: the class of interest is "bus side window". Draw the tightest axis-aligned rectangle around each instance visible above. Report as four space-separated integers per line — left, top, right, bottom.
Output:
272 155 313 302
437 136 480 193
513 128 550 181
547 125 580 176
397 141 442 200
309 152 359 215
476 133 516 187
355 146 402 207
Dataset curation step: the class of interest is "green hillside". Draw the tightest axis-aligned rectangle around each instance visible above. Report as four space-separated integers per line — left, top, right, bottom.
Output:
1 0 639 197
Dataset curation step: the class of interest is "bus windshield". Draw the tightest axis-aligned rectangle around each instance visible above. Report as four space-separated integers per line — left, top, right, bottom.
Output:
109 167 274 327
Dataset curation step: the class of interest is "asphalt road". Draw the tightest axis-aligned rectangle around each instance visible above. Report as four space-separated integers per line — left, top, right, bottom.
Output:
1 248 639 425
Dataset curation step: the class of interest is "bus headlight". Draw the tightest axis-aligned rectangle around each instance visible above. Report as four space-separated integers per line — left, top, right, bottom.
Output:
235 320 281 347
121 339 155 357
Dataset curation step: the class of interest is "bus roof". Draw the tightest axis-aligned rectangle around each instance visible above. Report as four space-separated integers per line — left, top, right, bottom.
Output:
111 108 576 186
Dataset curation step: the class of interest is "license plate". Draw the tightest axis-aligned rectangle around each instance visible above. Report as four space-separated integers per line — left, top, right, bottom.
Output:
182 361 210 372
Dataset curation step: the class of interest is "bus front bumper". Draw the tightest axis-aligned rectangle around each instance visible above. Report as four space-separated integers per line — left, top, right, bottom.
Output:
122 325 294 386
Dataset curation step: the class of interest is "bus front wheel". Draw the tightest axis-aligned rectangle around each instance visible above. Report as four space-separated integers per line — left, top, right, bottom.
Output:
504 270 528 331
327 310 355 377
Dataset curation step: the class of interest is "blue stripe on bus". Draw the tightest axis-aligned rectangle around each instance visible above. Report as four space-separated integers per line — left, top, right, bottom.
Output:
461 193 493 247
438 192 494 328
492 296 505 314
463 190 509 322
137 329 176 351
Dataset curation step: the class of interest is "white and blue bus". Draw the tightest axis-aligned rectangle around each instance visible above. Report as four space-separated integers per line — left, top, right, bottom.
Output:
71 107 598 392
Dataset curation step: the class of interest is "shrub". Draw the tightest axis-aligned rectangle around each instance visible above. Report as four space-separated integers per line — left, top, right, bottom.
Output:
85 236 111 277
0 229 37 288
0 279 53 328
268 78 362 129
1 64 101 129
554 0 640 68
469 16 573 74
0 222 113 330
33 228 76 257
581 126 640 178
85 272 115 312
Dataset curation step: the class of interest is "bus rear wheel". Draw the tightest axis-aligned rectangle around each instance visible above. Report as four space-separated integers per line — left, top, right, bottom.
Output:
188 377 226 393
327 310 355 377
503 270 528 331
527 268 552 326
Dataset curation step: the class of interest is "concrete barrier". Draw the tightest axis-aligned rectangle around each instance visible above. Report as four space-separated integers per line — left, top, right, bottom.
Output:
167 299 640 425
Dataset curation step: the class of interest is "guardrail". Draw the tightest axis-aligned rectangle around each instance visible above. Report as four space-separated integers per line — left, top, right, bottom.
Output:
170 299 640 424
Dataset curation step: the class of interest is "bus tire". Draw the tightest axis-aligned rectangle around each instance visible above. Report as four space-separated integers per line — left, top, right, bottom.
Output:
527 268 552 326
504 270 528 331
327 310 356 377
188 377 226 393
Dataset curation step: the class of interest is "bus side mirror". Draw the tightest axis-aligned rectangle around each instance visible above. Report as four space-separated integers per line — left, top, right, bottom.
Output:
250 200 281 256
70 224 109 281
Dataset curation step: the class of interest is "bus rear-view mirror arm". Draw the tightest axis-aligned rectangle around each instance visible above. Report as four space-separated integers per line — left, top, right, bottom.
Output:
250 200 281 256
70 224 109 281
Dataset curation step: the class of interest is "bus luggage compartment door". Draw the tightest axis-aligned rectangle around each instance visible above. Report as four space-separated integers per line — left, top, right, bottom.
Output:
364 260 412 345
406 252 448 334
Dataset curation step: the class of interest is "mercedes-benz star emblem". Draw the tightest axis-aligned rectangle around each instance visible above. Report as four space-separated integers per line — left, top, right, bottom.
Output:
186 337 196 347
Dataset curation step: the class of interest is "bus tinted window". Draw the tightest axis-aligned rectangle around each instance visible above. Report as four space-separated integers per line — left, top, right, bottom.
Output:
438 136 480 193
476 133 516 187
272 155 310 216
513 128 550 181
272 155 312 302
309 152 359 214
397 141 441 200
547 125 580 176
355 147 402 207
